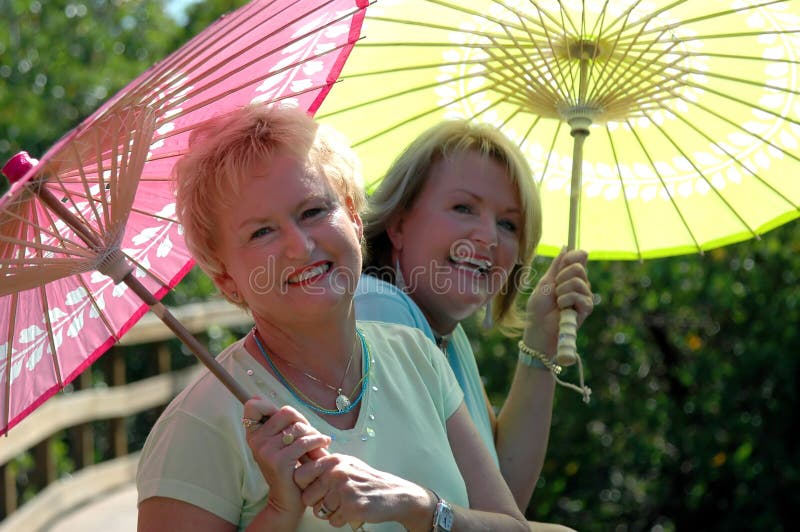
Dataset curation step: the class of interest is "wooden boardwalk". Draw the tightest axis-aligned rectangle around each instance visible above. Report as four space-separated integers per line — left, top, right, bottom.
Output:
47 483 137 532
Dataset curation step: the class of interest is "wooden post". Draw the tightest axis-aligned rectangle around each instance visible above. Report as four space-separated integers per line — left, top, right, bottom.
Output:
1 462 17 520
69 371 95 468
32 437 56 490
157 342 172 375
109 348 128 458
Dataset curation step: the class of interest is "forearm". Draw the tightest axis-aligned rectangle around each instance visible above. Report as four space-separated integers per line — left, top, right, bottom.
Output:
496 360 556 508
495 327 557 508
449 506 530 532
399 487 528 532
245 500 303 532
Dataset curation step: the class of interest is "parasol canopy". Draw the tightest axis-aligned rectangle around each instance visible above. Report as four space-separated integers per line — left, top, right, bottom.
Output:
0 0 369 435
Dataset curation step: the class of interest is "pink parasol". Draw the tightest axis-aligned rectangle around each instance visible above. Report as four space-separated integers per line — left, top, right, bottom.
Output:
0 0 368 436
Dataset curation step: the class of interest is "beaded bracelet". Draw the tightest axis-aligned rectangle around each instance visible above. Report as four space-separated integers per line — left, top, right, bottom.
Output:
517 340 562 375
518 340 592 403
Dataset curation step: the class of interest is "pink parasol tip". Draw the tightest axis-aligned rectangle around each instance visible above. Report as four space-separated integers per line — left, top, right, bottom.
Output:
2 151 39 184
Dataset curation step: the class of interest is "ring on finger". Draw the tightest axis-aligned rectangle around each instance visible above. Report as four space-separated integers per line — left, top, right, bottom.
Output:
316 502 333 519
242 417 261 433
281 431 295 446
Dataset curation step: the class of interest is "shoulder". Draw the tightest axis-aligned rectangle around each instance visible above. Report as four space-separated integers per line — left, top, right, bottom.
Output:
355 274 434 338
357 320 442 370
157 339 247 431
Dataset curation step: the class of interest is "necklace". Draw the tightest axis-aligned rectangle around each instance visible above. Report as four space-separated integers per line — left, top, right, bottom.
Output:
435 333 451 355
252 328 370 416
263 331 357 411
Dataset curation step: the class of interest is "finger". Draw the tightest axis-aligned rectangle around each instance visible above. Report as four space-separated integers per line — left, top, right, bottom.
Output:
557 293 594 315
243 396 279 425
285 433 331 463
554 261 589 285
543 246 568 278
560 248 589 267
261 406 314 437
554 277 593 299
295 454 338 491
242 397 280 434
312 492 341 521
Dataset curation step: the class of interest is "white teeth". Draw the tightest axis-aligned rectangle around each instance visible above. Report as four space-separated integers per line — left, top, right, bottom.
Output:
290 263 329 283
451 255 492 272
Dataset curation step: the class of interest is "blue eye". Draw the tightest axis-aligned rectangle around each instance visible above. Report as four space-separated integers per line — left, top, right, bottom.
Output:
453 204 472 214
302 207 326 219
498 219 517 233
250 227 272 240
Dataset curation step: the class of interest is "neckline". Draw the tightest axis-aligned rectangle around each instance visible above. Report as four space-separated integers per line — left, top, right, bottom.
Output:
241 334 374 435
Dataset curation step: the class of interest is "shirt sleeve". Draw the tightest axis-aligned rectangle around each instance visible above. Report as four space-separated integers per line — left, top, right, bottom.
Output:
136 408 246 525
355 275 436 342
397 326 464 423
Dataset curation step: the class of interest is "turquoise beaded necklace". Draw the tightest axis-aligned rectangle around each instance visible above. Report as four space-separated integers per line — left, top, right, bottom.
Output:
253 328 370 416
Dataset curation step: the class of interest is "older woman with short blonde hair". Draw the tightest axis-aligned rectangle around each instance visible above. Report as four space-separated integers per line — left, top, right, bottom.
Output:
137 104 529 532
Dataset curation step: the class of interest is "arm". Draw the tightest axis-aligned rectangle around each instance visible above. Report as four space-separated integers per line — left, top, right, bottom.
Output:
139 498 235 532
292 403 528 531
445 402 530 531
493 249 593 508
137 398 330 532
138 494 301 532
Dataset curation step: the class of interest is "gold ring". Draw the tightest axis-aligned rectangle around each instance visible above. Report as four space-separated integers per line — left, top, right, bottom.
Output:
242 417 261 432
281 431 295 446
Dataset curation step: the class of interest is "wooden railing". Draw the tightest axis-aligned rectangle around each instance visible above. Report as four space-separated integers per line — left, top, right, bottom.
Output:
0 299 252 531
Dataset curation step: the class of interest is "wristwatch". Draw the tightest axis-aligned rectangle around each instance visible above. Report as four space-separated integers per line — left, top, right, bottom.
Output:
431 491 454 532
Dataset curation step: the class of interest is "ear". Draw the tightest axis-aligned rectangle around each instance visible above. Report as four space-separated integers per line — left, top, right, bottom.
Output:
386 213 405 252
213 270 240 302
344 196 363 241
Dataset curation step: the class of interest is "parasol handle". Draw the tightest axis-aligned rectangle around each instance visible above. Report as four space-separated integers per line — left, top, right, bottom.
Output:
556 116 591 366
120 271 252 404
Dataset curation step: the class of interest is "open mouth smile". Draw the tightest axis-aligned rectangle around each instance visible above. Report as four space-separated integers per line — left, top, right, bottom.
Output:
287 261 332 286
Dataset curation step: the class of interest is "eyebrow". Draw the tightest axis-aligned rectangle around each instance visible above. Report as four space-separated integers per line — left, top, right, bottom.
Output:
452 189 521 215
236 193 334 230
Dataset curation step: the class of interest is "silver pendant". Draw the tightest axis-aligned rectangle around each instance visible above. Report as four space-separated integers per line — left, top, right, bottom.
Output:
335 394 351 412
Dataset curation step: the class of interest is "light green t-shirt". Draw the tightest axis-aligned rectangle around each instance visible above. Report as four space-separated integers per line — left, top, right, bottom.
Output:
137 321 468 531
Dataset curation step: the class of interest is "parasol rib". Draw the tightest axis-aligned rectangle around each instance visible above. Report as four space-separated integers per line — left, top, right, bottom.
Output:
605 125 643 261
536 120 564 188
146 3 362 116
627 119 704 254
663 102 800 211
632 0 789 39
646 112 760 240
153 41 361 141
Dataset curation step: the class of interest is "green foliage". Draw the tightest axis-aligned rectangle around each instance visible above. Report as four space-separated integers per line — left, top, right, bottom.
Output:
472 220 800 530
3 2 799 529
0 0 183 175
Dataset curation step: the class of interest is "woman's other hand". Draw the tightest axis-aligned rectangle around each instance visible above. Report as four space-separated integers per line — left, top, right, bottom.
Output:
524 248 593 352
294 454 433 530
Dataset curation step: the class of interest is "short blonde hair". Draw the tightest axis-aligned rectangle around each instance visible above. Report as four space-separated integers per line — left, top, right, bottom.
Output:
363 120 542 334
175 104 364 295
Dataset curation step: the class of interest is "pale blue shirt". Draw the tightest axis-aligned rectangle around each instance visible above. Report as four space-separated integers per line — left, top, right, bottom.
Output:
355 274 498 464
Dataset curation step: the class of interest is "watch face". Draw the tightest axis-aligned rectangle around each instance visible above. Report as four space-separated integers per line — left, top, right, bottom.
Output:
441 510 454 528
436 502 454 531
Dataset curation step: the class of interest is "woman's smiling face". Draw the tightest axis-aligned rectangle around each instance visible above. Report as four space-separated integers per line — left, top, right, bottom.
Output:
214 150 363 324
388 150 521 334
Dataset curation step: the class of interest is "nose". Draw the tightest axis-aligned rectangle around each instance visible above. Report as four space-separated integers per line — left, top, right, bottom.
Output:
282 222 314 259
472 214 498 249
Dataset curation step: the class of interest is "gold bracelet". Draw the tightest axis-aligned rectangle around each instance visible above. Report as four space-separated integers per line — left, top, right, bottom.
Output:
517 340 562 375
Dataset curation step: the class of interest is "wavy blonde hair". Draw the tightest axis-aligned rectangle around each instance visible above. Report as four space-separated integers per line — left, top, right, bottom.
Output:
174 104 364 305
363 120 541 334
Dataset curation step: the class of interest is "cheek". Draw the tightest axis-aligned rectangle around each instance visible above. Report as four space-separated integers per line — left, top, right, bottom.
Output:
499 234 520 263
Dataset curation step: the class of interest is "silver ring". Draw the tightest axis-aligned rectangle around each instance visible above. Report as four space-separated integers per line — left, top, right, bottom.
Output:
316 502 333 519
